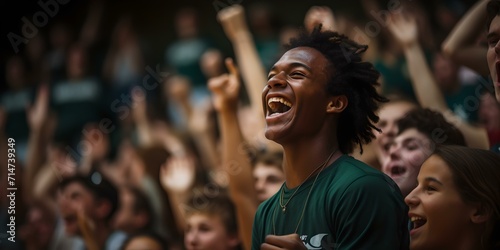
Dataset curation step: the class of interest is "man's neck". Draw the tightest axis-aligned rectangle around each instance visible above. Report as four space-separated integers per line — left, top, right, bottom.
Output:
282 138 341 188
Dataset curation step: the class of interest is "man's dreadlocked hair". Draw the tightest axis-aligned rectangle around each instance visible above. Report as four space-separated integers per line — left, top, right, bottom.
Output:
284 26 388 154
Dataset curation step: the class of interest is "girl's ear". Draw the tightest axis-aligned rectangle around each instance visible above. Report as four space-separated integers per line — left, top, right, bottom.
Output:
326 95 348 113
470 203 492 224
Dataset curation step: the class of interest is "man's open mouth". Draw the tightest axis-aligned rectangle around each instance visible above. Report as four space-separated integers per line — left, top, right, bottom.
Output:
267 97 292 116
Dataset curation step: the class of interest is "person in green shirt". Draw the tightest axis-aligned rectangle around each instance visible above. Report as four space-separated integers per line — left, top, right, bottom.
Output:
253 26 409 250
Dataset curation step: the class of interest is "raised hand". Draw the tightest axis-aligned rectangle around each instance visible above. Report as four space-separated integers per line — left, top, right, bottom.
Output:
217 4 249 41
159 155 196 193
261 234 307 250
131 87 147 123
386 12 418 48
26 84 49 132
304 6 336 32
208 58 240 112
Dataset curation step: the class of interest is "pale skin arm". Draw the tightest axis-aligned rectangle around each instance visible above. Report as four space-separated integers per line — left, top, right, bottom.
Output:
217 5 280 151
388 13 490 149
24 85 53 202
209 59 259 250
441 0 489 76
159 155 196 234
131 87 155 146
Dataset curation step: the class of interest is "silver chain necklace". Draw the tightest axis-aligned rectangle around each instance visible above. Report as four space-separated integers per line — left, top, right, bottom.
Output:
273 148 338 235
278 148 338 213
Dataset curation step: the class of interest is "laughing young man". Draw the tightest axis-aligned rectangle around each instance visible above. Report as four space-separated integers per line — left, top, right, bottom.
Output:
252 27 409 250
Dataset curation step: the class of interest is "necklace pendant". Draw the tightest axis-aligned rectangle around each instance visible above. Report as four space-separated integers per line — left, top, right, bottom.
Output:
282 207 286 213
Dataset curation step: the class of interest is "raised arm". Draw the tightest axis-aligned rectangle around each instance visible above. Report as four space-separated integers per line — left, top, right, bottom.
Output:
23 84 51 202
217 5 278 151
387 13 490 149
159 155 196 234
209 58 259 250
441 0 489 76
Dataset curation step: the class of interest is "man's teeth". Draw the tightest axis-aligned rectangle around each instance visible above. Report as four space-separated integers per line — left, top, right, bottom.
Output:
268 97 291 108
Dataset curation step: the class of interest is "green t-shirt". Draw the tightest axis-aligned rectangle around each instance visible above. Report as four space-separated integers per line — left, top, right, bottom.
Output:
251 155 409 250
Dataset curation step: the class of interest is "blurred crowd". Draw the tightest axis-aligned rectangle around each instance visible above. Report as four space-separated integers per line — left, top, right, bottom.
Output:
0 0 499 249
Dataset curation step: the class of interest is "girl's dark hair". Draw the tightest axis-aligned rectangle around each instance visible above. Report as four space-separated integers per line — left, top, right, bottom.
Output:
284 26 388 154
433 145 500 249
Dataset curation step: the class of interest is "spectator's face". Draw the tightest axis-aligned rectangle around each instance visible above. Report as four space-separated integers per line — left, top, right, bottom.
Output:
382 128 433 196
58 182 96 235
486 15 500 103
253 164 285 203
67 47 87 80
19 206 56 248
405 155 476 250
185 213 239 250
263 47 331 143
479 92 500 131
433 54 458 93
375 101 417 164
123 236 163 250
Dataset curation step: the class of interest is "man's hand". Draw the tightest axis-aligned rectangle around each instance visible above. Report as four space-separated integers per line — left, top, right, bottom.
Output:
304 6 336 32
159 155 196 193
217 5 249 41
386 12 418 49
208 58 240 112
261 234 307 250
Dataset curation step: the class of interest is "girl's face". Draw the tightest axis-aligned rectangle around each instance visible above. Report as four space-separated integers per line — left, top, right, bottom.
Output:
184 213 239 250
405 155 478 250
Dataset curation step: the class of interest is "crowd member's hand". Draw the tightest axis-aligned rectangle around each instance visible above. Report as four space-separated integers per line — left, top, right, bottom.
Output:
27 84 49 133
160 155 196 193
386 12 418 48
261 234 307 250
217 4 249 41
131 87 148 123
304 6 336 32
208 58 240 112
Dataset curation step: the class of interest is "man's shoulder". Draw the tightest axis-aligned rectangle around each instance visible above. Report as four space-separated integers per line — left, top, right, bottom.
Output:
327 155 400 195
331 155 388 180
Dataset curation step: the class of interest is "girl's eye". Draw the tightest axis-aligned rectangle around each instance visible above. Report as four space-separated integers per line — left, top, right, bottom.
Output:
267 74 275 80
424 185 437 193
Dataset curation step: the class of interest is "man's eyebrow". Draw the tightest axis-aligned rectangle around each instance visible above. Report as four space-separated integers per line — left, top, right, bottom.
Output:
269 62 312 73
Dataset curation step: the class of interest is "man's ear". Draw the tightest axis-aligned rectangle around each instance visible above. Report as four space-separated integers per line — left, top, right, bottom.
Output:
470 204 491 224
326 95 348 113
